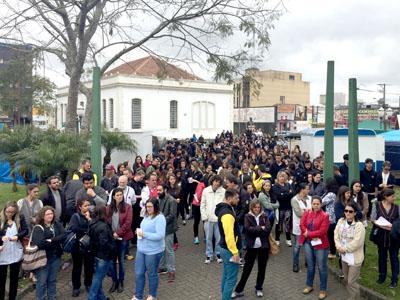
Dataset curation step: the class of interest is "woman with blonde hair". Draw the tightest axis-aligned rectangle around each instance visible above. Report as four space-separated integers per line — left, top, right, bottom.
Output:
0 201 28 300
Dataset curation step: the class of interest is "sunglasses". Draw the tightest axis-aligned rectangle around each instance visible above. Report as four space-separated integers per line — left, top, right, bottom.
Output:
344 210 354 213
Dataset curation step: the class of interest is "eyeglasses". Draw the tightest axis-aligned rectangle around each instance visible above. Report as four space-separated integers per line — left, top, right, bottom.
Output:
344 210 354 213
5 210 15 214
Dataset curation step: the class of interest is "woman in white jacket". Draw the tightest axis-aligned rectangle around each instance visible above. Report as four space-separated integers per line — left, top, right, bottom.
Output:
334 202 365 300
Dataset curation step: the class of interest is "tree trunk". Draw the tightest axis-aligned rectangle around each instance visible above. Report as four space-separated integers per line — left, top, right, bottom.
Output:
10 162 17 192
65 70 82 132
80 84 93 131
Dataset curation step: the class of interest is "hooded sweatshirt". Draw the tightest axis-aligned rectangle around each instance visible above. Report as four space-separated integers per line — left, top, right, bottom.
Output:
215 202 241 256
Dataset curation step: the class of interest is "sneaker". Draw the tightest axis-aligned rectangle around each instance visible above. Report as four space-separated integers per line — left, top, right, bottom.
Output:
275 240 280 246
182 220 187 225
216 255 223 263
185 214 190 220
376 278 385 284
239 258 244 267
293 264 299 273
126 254 134 261
286 240 292 247
168 271 175 283
231 291 244 298
256 290 263 297
72 289 80 297
194 237 200 244
173 243 179 251
204 257 212 264
338 269 345 278
389 282 398 289
157 268 168 274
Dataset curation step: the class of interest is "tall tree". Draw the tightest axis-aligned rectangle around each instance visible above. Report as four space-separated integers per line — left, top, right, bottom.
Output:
0 0 282 131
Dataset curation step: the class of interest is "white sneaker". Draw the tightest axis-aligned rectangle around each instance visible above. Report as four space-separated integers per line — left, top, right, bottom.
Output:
286 240 292 247
204 257 211 264
216 256 223 263
231 291 244 298
275 241 280 246
256 290 263 297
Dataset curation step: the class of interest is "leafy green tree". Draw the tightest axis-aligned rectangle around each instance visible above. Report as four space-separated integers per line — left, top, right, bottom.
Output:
12 129 89 184
101 128 136 173
0 126 43 191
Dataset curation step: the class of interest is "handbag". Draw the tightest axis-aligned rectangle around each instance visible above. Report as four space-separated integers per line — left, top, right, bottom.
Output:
369 224 381 245
79 233 91 250
268 234 279 256
62 231 77 253
21 225 47 271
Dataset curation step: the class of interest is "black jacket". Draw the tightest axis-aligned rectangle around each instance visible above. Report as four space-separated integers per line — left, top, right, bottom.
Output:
244 212 271 249
271 183 294 211
376 172 396 191
360 168 377 193
0 215 29 246
215 202 242 252
41 188 67 223
88 219 116 260
31 221 65 258
159 194 177 235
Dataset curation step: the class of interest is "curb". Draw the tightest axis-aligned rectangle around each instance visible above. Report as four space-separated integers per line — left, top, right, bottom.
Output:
328 265 390 300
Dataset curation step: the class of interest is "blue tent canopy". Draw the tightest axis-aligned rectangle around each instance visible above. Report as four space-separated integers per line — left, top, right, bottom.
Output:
379 130 400 142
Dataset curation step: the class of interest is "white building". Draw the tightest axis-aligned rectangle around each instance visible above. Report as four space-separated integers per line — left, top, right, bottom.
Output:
319 92 347 106
55 56 233 142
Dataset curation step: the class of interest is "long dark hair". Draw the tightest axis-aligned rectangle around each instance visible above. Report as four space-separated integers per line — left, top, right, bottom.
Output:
343 202 360 222
145 198 160 218
350 180 367 211
93 206 107 222
109 188 126 216
336 186 350 205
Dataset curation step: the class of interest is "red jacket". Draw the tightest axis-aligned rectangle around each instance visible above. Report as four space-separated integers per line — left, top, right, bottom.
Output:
192 182 205 206
299 209 329 250
106 204 134 241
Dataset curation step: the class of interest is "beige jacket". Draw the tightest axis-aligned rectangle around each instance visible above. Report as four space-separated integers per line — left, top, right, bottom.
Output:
200 186 226 222
334 218 366 266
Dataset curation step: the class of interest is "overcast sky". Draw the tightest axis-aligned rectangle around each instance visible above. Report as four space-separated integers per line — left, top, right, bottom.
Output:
41 0 400 106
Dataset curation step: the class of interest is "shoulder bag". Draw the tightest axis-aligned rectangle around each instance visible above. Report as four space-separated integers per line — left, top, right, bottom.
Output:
21 225 47 271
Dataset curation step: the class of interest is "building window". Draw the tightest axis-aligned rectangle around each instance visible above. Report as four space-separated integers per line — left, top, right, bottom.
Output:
242 77 250 108
280 96 285 104
132 98 141 129
170 100 178 129
102 99 106 127
289 74 295 80
109 98 114 128
192 101 215 129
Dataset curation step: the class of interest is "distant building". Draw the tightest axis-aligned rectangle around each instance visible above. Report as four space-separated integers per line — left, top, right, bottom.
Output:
56 56 233 150
0 42 34 125
319 92 346 106
233 68 310 108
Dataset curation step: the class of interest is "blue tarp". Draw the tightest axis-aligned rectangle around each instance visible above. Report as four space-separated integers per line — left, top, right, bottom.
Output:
379 130 400 142
0 161 28 185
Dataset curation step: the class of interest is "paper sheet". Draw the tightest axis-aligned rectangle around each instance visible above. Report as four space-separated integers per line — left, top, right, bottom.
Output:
342 252 355 266
375 216 392 227
311 238 322 246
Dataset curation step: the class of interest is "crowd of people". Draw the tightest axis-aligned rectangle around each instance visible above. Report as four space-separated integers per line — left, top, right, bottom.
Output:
0 129 398 300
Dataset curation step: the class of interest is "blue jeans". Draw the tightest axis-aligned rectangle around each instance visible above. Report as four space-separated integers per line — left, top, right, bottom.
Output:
220 248 239 300
159 233 175 272
304 240 328 291
204 221 221 258
292 234 301 266
111 239 127 283
135 250 163 300
35 255 61 300
88 258 112 300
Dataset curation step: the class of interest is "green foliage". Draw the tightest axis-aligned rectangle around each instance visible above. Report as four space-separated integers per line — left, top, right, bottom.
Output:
12 129 89 180
32 75 57 114
101 128 136 155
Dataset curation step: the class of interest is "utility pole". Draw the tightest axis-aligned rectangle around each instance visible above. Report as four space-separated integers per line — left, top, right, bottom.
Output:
323 61 334 181
348 78 360 184
378 83 386 131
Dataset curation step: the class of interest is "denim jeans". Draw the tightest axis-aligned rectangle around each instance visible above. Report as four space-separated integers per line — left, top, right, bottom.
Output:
220 248 240 300
204 221 221 258
135 250 163 300
303 240 328 291
111 239 127 284
292 234 301 266
35 255 61 300
88 258 112 300
159 233 175 272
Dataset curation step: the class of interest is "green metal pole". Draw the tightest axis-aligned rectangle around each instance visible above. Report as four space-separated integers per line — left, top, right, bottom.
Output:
323 61 334 181
348 78 359 184
91 66 102 184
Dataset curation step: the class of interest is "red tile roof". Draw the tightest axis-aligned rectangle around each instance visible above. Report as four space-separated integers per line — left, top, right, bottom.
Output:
104 56 203 81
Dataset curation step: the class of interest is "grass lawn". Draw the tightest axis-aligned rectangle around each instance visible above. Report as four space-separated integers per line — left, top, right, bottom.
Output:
0 182 46 207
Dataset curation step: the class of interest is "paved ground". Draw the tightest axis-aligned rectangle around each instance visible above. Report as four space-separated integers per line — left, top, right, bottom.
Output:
22 219 351 300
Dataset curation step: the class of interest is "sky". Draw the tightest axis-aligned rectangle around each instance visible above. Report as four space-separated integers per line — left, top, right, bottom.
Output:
39 0 400 106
